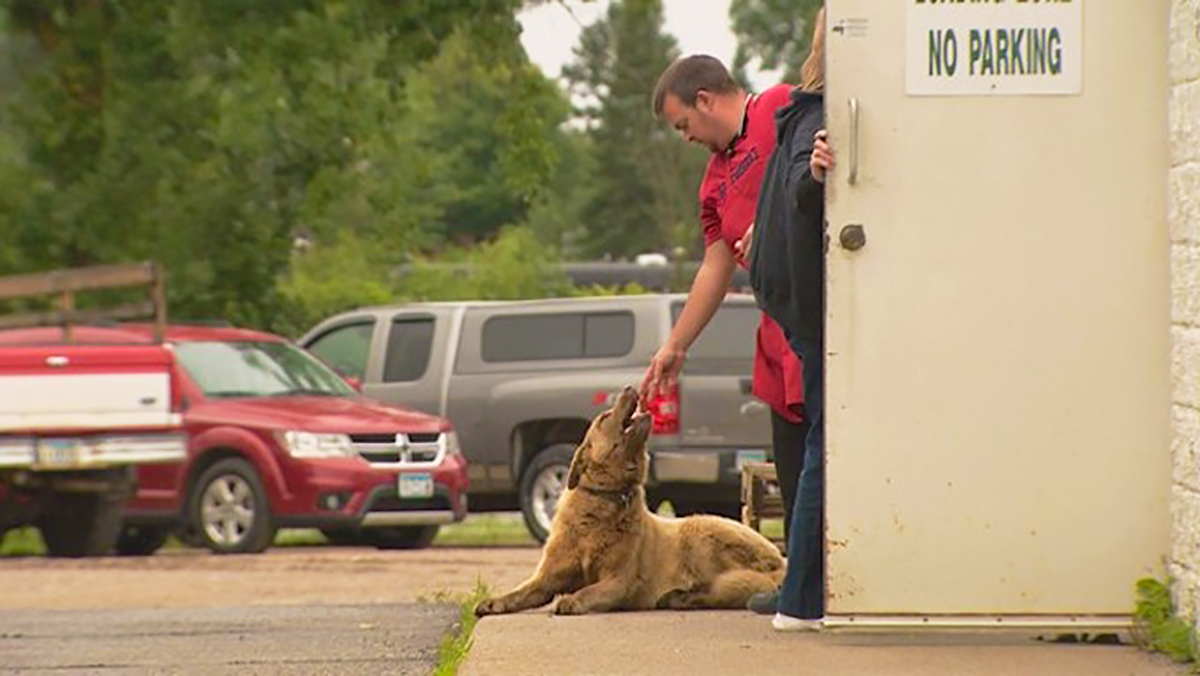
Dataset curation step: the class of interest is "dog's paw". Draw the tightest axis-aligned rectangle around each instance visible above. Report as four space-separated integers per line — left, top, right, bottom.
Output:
655 589 689 610
552 596 585 616
474 598 503 617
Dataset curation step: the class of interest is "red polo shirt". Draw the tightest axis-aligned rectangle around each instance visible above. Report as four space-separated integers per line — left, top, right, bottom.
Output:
697 84 804 423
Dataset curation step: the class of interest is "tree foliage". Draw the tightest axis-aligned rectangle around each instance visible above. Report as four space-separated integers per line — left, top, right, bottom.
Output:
729 0 822 85
563 0 709 260
0 0 725 336
0 0 549 331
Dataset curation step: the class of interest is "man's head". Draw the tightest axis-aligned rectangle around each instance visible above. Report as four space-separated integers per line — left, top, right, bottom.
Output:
651 55 745 154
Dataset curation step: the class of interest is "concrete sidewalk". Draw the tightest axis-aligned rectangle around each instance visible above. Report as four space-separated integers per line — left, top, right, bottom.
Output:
463 611 1189 676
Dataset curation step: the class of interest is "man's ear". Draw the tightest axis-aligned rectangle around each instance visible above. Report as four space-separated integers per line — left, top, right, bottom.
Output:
694 89 715 112
568 443 588 490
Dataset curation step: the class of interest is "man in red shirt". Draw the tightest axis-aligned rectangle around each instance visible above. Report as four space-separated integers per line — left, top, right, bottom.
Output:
642 55 807 567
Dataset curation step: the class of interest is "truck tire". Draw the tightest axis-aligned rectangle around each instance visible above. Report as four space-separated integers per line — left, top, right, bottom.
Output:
519 444 575 544
364 525 439 550
190 458 275 554
115 525 172 556
38 491 124 558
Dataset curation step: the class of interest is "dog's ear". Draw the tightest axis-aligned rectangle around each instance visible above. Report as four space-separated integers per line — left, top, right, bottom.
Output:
567 442 588 490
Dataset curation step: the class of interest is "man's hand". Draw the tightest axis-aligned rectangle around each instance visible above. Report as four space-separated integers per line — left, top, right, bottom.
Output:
733 222 754 266
812 129 835 184
640 342 686 403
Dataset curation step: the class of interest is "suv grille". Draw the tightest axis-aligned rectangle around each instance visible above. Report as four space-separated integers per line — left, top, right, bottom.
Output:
349 432 445 467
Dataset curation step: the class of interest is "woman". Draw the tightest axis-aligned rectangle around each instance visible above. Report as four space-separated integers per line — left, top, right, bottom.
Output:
746 6 831 631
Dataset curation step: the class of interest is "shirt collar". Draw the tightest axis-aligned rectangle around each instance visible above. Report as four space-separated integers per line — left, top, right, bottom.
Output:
724 93 753 157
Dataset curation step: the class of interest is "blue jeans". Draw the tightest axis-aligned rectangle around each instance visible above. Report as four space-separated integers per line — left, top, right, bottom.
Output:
778 337 824 619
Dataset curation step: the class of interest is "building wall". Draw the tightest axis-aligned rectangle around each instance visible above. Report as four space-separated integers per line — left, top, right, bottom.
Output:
1170 0 1200 623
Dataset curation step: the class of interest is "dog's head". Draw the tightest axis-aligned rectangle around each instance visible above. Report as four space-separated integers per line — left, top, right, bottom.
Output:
568 385 653 492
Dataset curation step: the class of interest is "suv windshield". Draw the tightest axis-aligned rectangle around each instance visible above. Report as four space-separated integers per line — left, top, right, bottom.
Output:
176 341 355 398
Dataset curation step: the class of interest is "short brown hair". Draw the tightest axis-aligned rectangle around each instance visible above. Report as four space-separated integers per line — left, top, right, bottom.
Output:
651 55 740 118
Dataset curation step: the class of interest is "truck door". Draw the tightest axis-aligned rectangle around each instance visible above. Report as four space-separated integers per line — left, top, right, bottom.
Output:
674 298 772 462
824 0 1170 625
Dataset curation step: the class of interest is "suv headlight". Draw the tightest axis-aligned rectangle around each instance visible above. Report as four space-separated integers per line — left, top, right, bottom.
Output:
277 431 355 459
443 431 461 457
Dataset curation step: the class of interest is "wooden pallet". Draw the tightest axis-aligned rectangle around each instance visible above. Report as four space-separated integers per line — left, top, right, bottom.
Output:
740 461 786 537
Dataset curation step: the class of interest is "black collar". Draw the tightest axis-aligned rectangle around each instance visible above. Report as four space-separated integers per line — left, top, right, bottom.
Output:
724 93 753 156
575 482 638 508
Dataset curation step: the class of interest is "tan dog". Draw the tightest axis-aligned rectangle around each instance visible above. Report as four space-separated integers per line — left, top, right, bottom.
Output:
475 386 785 616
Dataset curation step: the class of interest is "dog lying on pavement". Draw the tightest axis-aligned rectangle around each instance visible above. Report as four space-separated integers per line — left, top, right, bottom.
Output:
475 386 785 616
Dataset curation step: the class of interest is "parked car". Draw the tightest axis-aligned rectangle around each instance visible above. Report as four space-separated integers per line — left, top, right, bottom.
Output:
0 323 469 555
298 293 771 542
0 263 188 557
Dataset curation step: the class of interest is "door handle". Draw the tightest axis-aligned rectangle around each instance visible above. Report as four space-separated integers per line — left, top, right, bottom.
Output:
848 97 860 185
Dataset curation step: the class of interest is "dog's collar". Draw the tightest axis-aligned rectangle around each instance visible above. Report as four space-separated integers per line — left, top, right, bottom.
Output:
575 482 638 508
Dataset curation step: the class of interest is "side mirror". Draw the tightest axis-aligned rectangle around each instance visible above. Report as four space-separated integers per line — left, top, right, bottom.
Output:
344 375 363 393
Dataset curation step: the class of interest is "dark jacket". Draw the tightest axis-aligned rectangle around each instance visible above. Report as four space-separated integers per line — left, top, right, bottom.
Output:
748 89 825 347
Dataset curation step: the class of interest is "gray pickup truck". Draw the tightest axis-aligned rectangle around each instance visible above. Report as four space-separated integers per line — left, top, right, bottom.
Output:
298 293 771 542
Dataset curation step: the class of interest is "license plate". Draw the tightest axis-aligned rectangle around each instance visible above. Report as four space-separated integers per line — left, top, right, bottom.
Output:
36 438 85 468
398 473 434 499
736 449 769 471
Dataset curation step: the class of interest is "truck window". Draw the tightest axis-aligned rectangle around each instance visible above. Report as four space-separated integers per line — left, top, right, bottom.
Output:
482 312 634 362
305 321 375 380
671 301 757 360
584 313 635 358
384 317 435 382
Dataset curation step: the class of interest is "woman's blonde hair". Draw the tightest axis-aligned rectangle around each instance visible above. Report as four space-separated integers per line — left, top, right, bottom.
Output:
798 7 826 92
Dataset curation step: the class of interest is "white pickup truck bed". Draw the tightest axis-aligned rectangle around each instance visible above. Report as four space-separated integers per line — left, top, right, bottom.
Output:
0 344 186 470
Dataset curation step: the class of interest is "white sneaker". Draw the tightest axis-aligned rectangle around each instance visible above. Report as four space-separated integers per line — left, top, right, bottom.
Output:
772 612 822 632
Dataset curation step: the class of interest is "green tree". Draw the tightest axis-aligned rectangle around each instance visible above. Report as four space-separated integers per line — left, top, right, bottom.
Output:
0 0 539 330
729 0 823 85
520 128 596 259
399 225 575 301
563 0 709 260
401 27 571 246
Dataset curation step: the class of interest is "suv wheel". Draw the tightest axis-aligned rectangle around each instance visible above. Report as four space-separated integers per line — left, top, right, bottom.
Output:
519 444 575 544
364 526 439 550
190 458 275 554
321 528 371 546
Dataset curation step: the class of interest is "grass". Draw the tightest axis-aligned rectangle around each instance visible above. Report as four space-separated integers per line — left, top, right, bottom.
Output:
1133 575 1198 668
435 513 537 547
2 510 782 556
424 578 490 676
0 527 44 556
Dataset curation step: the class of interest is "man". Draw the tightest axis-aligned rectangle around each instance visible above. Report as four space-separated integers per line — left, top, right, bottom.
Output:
642 55 795 401
641 57 805 610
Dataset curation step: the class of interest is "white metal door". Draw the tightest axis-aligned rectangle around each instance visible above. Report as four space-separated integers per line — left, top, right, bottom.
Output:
824 0 1171 625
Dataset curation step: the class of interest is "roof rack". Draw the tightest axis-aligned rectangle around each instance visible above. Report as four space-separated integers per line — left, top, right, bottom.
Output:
0 262 167 342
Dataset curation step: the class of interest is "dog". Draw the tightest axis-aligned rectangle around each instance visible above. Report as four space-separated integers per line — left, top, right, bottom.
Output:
475 386 785 616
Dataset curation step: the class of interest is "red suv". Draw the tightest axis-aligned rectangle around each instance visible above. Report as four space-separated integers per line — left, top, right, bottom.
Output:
0 325 469 555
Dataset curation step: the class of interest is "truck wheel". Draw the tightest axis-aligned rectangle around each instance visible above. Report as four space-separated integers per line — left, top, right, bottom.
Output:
38 492 124 558
364 525 439 550
190 458 275 554
519 444 575 544
115 525 172 556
